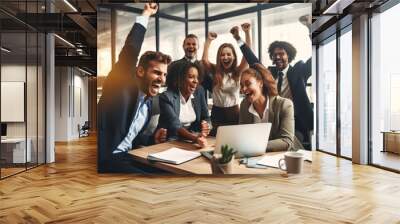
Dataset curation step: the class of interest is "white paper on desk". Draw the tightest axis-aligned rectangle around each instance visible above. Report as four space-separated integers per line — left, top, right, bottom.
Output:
256 150 312 168
256 153 285 168
147 147 201 165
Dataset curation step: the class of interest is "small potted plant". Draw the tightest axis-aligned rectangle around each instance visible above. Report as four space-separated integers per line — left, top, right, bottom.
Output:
212 144 236 174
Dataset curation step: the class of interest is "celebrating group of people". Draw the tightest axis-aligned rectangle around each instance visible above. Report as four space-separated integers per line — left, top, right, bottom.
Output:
98 3 313 173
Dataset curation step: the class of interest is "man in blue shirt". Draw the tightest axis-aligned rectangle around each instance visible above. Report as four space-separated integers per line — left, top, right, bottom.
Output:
98 3 171 173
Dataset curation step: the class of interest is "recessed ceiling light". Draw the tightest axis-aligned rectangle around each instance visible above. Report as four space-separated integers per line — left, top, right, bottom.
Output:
78 67 93 76
63 0 78 12
54 34 75 48
1 47 11 53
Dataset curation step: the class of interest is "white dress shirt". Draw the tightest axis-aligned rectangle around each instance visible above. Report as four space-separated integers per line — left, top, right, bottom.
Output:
184 56 197 63
248 97 269 123
212 72 240 107
179 92 196 127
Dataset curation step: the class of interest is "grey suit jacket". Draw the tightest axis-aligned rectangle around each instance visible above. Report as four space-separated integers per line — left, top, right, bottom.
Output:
239 95 301 151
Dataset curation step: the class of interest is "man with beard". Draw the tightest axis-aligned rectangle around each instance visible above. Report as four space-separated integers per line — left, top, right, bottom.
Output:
166 34 212 96
231 19 313 150
98 3 171 173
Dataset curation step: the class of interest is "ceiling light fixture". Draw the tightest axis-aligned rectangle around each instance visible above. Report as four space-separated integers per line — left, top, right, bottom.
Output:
78 67 93 76
322 0 355 15
1 47 11 53
63 0 78 12
54 34 75 48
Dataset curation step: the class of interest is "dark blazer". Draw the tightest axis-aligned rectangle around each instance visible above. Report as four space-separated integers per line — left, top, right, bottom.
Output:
240 44 313 133
239 95 302 151
97 23 154 172
167 58 213 93
158 86 210 139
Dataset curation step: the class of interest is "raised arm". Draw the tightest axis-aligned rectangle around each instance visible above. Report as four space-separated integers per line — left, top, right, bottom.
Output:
109 3 158 80
237 23 251 72
201 32 217 73
231 24 260 67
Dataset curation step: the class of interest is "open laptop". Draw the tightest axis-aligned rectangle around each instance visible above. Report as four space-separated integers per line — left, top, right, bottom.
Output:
214 123 272 158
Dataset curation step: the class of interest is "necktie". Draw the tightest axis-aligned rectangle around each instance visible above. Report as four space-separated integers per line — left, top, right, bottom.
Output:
277 71 284 94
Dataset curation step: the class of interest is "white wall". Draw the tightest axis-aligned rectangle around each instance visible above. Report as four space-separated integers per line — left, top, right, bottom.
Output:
55 67 89 141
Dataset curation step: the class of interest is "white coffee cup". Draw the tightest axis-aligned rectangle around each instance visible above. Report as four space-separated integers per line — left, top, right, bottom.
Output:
278 151 304 174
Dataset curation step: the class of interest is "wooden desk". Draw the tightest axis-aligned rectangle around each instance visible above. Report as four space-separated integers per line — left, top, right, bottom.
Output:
128 138 312 175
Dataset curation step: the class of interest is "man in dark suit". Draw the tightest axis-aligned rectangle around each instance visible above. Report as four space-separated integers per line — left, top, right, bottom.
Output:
231 24 313 149
166 34 212 95
267 41 312 149
97 3 172 173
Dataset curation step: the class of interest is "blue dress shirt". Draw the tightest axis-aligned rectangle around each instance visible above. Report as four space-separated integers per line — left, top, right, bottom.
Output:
114 91 151 153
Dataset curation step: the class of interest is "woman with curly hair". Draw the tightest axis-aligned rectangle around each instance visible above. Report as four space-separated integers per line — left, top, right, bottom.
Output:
158 61 211 148
202 23 251 135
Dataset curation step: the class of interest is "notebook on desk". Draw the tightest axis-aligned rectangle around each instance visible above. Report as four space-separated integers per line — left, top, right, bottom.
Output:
147 147 201 165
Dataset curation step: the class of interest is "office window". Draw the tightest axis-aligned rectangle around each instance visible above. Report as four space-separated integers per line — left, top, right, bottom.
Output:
27 31 38 169
317 36 337 154
159 18 185 61
115 10 156 63
188 3 204 19
261 3 311 67
97 7 111 77
1 1 46 178
1 30 28 177
159 3 185 17
208 3 257 17
371 3 400 171
340 27 352 158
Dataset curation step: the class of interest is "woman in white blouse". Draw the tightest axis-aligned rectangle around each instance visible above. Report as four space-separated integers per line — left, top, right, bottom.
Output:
159 61 211 148
202 23 251 135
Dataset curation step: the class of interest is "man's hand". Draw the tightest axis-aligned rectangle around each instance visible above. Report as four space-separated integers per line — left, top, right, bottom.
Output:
142 3 158 17
207 32 217 41
230 26 240 41
154 128 167 144
241 23 251 32
200 120 210 137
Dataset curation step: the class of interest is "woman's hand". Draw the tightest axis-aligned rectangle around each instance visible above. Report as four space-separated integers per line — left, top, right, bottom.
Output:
154 128 167 144
207 32 218 41
230 26 240 41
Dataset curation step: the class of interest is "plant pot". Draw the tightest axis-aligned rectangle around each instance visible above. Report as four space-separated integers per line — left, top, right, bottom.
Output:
210 155 235 174
218 159 234 174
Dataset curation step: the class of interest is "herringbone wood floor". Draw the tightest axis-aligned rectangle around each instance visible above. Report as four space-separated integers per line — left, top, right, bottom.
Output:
1 135 400 223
